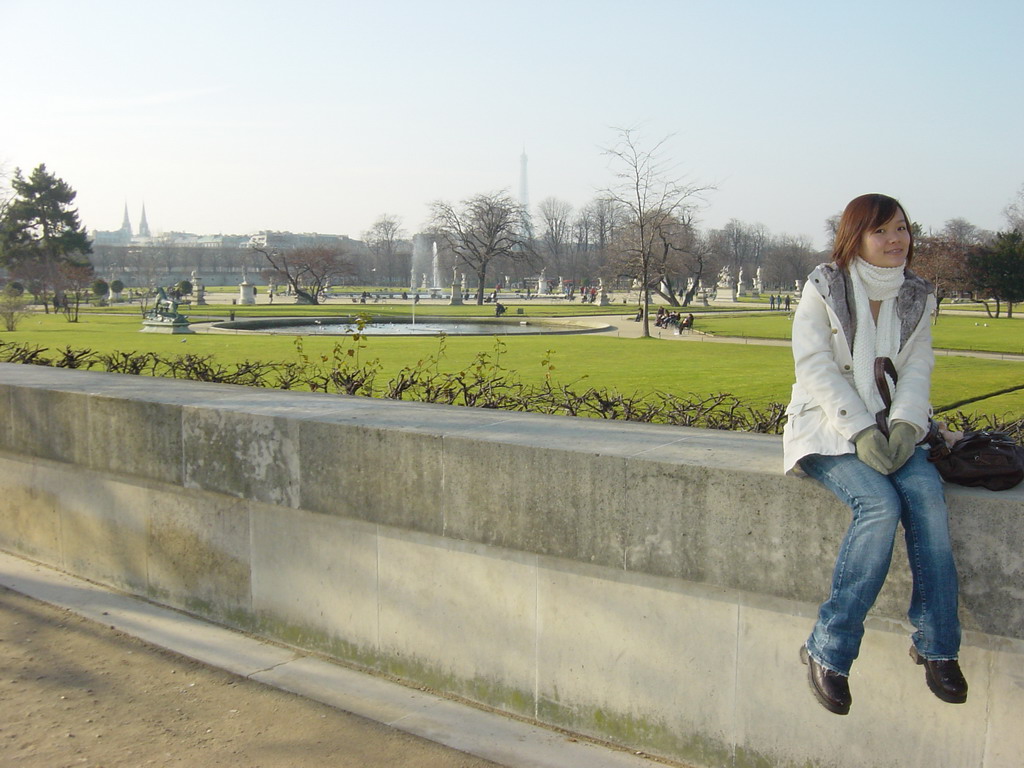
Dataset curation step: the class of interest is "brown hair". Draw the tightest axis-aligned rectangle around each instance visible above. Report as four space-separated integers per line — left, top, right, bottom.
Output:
832 193 914 269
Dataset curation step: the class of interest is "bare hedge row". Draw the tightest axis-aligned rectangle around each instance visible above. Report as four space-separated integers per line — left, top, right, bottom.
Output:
1 339 1019 440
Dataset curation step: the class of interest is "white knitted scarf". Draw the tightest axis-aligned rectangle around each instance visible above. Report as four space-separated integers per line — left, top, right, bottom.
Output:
849 257 905 417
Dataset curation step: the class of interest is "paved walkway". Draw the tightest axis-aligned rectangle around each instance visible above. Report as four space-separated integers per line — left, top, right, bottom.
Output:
0 551 675 768
584 314 791 344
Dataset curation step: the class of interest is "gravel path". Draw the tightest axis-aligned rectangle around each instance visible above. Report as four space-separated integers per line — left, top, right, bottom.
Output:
0 586 501 768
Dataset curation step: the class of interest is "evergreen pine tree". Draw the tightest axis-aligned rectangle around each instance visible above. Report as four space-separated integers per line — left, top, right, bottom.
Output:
0 164 92 307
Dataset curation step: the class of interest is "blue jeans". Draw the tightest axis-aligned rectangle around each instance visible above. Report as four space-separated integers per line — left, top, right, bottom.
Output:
800 448 961 676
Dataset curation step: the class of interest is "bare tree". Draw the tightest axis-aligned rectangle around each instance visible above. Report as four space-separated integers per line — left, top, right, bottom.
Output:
1004 183 1024 232
763 235 818 293
572 204 594 249
708 220 768 289
604 211 701 306
253 245 356 304
567 203 608 289
363 214 407 286
940 217 987 248
0 285 32 331
915 234 965 311
587 197 626 254
577 197 627 288
715 220 753 274
571 205 596 278
601 127 711 337
824 213 842 250
914 219 986 312
749 223 769 276
429 191 535 304
9 258 49 309
678 231 717 305
57 261 96 322
651 214 701 305
537 197 574 283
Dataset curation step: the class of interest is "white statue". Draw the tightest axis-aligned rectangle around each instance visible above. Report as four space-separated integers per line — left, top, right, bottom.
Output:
717 266 732 288
238 268 255 305
193 270 206 304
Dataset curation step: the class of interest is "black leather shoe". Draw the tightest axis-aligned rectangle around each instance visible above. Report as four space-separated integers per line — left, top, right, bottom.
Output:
910 646 967 704
800 645 851 715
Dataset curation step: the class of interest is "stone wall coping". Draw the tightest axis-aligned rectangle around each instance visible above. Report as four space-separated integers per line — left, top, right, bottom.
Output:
2 362 1022 643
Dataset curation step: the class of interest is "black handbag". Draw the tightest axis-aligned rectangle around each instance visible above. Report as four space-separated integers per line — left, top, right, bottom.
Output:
874 357 1024 491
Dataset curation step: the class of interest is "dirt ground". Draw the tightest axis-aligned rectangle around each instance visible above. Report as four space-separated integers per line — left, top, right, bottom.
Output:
0 586 502 768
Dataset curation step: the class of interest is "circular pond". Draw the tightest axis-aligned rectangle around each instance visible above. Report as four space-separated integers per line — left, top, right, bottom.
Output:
208 316 609 336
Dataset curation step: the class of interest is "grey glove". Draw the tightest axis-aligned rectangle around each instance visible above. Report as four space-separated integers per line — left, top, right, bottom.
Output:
887 421 918 471
854 426 893 475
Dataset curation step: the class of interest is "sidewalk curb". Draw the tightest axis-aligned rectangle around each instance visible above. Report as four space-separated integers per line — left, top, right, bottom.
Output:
0 550 667 768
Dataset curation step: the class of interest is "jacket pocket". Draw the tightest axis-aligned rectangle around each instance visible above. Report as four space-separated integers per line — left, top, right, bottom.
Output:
785 396 815 417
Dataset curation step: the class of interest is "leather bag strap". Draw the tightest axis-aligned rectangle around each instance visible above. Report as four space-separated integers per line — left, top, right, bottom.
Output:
873 356 897 436
874 356 944 449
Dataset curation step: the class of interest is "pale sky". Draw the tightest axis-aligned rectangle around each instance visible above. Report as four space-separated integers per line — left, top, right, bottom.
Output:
2 0 1021 249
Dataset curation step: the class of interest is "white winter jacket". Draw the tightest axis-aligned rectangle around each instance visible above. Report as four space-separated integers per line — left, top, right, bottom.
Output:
782 263 936 476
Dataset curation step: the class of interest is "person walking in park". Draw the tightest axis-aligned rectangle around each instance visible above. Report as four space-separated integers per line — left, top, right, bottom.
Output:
783 193 966 716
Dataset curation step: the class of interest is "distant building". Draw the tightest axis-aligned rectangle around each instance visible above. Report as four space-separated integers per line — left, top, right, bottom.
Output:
91 204 136 246
161 232 249 249
88 205 367 286
246 231 355 251
92 205 276 250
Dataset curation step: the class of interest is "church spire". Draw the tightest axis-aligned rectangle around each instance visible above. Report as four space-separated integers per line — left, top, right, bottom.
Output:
120 203 132 237
138 204 151 238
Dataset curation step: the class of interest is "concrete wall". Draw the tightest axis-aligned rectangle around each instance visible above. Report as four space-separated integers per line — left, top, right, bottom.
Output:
0 362 1021 768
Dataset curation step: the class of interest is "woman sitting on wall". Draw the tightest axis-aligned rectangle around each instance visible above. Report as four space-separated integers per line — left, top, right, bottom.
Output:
783 193 966 716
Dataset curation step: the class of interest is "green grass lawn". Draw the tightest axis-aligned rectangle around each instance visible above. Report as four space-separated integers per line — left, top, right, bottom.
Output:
955 389 1024 419
5 309 1022 419
3 312 793 405
696 312 1024 355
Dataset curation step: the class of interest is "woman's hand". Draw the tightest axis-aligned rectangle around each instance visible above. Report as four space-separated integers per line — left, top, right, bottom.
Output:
854 426 893 475
887 421 918 471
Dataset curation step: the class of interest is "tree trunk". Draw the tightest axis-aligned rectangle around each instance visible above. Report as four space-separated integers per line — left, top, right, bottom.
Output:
290 279 317 305
475 267 487 305
652 281 681 307
641 269 651 337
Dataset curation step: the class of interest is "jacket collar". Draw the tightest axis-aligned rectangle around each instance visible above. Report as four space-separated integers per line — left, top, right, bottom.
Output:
808 262 933 352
